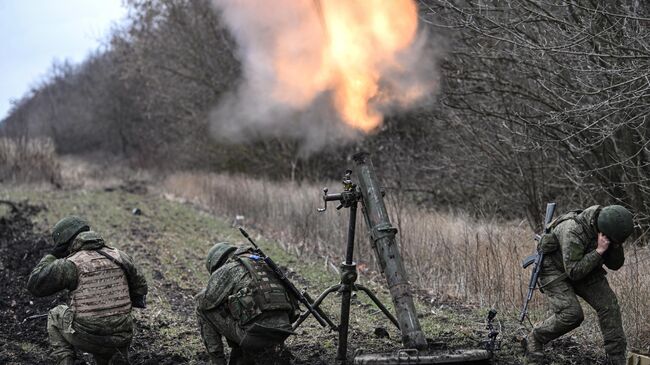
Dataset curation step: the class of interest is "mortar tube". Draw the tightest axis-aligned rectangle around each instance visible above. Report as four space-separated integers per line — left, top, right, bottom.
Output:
352 152 427 349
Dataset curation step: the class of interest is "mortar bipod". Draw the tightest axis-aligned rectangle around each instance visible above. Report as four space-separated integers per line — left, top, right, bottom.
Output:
294 169 400 364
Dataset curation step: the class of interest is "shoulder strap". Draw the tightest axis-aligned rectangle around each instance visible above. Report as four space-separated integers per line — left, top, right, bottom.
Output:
235 254 261 281
95 249 131 284
549 209 582 230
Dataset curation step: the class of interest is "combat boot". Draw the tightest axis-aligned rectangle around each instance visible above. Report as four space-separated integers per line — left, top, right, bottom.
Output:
229 346 254 365
58 356 75 365
229 345 243 365
524 333 545 365
207 352 226 365
607 354 626 365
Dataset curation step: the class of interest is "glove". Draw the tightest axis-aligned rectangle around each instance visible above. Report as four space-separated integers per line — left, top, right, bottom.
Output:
131 294 147 309
51 242 70 258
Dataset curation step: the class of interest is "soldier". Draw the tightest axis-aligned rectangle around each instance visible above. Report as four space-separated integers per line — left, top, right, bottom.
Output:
27 216 148 365
196 242 299 365
525 205 633 365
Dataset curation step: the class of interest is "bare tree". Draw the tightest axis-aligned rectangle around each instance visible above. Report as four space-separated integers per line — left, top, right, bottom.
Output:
418 0 650 228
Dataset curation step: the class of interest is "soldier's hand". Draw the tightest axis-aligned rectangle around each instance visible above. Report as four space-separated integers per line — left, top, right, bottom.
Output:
131 294 147 309
50 242 69 258
596 232 610 255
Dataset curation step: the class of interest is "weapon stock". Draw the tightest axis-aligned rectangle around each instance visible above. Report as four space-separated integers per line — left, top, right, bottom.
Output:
238 227 337 331
519 202 556 323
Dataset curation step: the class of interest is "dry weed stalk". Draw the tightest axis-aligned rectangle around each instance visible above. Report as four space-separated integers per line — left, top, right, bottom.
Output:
0 138 61 185
163 172 650 349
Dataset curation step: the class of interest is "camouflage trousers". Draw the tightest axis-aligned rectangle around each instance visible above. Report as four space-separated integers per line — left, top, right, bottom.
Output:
47 305 131 365
532 274 626 363
196 307 292 365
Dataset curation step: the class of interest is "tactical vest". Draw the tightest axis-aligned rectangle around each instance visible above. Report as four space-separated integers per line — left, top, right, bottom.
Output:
538 207 602 286
228 252 294 325
68 248 132 318
537 209 587 254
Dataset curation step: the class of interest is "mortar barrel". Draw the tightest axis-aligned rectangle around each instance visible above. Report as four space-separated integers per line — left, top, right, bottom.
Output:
352 152 427 349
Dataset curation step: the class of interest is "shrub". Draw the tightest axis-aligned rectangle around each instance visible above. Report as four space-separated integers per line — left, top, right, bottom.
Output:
0 138 61 185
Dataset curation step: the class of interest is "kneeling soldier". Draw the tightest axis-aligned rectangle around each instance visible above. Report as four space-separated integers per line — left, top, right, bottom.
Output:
27 216 148 365
526 205 633 365
196 242 299 365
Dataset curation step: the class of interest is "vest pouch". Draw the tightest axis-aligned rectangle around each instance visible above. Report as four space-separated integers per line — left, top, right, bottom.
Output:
237 254 295 314
537 233 559 254
253 288 294 312
227 287 262 325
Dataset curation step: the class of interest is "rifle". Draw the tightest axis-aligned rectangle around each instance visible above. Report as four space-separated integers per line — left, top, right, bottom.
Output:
238 227 337 331
519 202 557 323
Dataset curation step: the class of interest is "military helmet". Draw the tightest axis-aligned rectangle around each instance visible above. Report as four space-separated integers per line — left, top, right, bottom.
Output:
206 242 237 274
52 216 90 246
597 205 634 244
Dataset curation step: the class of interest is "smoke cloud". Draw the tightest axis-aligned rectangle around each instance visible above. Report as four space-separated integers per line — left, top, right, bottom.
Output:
210 0 439 151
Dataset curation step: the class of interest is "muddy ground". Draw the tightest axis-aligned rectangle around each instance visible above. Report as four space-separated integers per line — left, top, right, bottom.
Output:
0 191 611 365
0 201 55 364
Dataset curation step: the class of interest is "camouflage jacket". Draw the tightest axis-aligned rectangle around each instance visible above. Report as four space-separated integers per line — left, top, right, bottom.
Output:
197 257 253 312
196 247 298 322
540 205 625 285
27 234 148 337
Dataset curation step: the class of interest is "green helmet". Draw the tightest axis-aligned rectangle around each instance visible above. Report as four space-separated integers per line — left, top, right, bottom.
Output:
597 205 634 244
206 242 237 274
52 216 90 246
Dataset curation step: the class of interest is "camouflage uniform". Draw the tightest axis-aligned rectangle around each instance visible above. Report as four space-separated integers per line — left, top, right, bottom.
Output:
531 206 626 364
196 246 298 365
28 231 148 365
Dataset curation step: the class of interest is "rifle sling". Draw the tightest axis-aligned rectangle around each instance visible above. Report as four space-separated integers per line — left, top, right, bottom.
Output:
538 273 568 289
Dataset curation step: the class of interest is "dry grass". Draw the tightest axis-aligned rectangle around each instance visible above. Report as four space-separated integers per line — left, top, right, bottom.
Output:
162 171 650 351
0 138 61 185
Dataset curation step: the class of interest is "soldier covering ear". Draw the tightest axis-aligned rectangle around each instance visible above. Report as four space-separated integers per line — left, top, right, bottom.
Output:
28 217 148 365
525 205 633 365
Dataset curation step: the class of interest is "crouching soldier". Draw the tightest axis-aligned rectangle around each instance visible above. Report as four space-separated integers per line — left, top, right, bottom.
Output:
27 216 148 365
526 205 633 365
196 242 299 365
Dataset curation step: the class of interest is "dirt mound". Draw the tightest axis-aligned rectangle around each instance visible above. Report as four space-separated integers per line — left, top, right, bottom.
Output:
0 201 59 364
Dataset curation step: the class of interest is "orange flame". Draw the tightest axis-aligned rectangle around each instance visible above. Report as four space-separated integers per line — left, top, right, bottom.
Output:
216 0 426 134
270 0 420 132
322 0 419 132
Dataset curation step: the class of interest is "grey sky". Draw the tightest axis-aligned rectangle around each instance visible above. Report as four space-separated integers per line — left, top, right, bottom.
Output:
0 1 127 120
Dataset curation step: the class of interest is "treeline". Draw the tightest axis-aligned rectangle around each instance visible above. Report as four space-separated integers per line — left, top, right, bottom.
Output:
1 0 648 230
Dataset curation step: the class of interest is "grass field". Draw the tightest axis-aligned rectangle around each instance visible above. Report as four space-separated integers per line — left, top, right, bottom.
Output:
1 185 518 364
2 161 646 364
162 171 650 355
